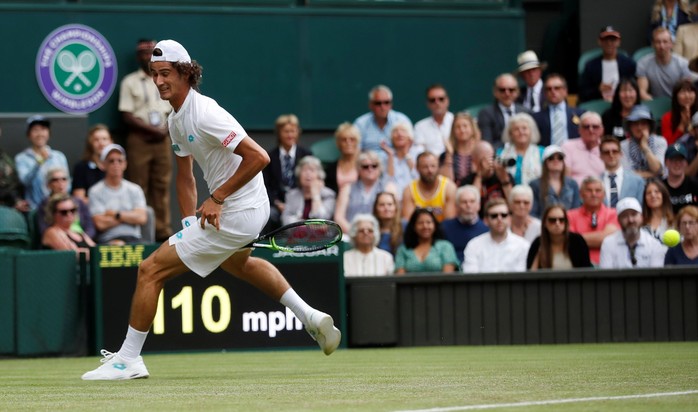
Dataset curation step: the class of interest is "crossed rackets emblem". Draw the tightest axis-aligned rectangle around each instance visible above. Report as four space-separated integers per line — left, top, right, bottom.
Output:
57 50 96 92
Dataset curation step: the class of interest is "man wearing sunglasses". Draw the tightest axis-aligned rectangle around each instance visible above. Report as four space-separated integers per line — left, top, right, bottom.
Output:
88 144 148 245
561 111 605 186
478 73 529 146
533 73 585 147
599 136 645 207
353 84 412 153
462 198 529 273
599 197 666 268
413 84 453 157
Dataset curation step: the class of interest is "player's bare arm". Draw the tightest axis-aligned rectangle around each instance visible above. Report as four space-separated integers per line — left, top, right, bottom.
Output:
176 154 197 218
198 136 270 230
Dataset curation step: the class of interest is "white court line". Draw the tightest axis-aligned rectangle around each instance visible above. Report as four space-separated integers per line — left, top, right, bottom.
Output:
394 390 698 412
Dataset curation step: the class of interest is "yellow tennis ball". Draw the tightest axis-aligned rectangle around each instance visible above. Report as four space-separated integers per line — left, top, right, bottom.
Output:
663 229 681 247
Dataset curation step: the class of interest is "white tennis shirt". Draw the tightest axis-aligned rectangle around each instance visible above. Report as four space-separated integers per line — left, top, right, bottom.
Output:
168 89 268 210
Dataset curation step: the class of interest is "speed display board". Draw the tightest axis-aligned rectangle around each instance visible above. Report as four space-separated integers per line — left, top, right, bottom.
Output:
91 244 345 353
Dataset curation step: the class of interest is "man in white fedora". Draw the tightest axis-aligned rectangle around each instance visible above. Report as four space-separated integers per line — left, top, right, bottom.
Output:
515 50 547 113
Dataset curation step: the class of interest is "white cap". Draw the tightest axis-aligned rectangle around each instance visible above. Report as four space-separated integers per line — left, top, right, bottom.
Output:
542 145 564 161
615 197 642 216
100 143 126 162
151 40 191 63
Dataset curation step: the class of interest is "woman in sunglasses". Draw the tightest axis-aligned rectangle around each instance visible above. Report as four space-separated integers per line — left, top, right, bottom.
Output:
42 192 96 258
529 145 581 218
334 151 394 234
527 205 592 270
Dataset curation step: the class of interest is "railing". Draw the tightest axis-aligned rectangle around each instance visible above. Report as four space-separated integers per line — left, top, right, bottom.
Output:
346 267 698 347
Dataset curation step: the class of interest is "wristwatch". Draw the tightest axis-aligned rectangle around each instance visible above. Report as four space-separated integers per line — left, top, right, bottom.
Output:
115 212 121 221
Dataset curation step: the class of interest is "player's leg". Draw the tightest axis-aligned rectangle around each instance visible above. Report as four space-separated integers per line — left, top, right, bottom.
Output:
128 242 189 331
82 242 188 380
220 250 341 355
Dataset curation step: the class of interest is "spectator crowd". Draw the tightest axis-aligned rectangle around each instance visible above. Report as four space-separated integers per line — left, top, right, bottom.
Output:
2 10 698 270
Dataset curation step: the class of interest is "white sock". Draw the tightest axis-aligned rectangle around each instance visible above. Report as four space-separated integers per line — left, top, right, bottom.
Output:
118 326 149 360
279 288 314 326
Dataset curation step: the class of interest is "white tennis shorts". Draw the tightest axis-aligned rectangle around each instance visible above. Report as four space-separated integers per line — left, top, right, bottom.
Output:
168 202 270 277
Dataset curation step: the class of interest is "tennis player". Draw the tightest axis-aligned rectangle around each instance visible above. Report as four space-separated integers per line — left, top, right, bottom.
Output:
82 40 341 380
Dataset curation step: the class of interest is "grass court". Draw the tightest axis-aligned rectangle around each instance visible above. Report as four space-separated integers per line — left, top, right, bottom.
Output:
1 342 697 411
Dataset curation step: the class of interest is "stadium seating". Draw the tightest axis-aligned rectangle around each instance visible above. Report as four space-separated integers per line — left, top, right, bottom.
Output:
577 48 629 75
578 98 611 114
461 103 490 119
632 46 654 62
643 95 671 121
0 206 31 249
311 137 340 164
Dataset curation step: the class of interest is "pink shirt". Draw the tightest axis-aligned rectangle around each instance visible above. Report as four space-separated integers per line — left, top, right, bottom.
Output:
567 204 619 265
561 138 605 186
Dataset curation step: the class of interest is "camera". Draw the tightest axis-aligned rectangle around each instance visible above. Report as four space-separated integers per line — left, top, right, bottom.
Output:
495 157 516 167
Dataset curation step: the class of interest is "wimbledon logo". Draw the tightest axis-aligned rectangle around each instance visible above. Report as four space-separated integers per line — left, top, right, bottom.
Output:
36 24 117 114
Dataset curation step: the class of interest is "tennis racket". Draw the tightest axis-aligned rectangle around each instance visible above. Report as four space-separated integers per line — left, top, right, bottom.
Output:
246 219 343 253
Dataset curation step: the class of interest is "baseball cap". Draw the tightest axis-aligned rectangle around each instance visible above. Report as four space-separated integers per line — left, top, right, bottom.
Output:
665 143 688 160
151 40 191 63
100 143 126 162
542 145 565 161
26 114 50 133
599 25 621 39
615 197 642 216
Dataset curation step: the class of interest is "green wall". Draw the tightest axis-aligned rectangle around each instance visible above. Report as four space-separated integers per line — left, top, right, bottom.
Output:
0 4 524 132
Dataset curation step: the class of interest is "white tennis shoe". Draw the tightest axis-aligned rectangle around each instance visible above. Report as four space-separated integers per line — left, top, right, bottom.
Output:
81 350 150 380
306 311 341 355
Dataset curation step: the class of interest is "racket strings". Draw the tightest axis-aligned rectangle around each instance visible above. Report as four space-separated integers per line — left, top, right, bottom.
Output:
274 224 341 252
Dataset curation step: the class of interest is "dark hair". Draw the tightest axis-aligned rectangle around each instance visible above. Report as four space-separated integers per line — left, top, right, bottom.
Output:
416 151 437 165
425 83 447 97
600 135 622 151
172 61 203 90
537 205 570 269
403 208 443 249
642 177 675 227
610 77 640 114
670 79 698 133
544 73 567 89
539 152 567 212
372 191 403 254
484 197 509 215
81 123 112 162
